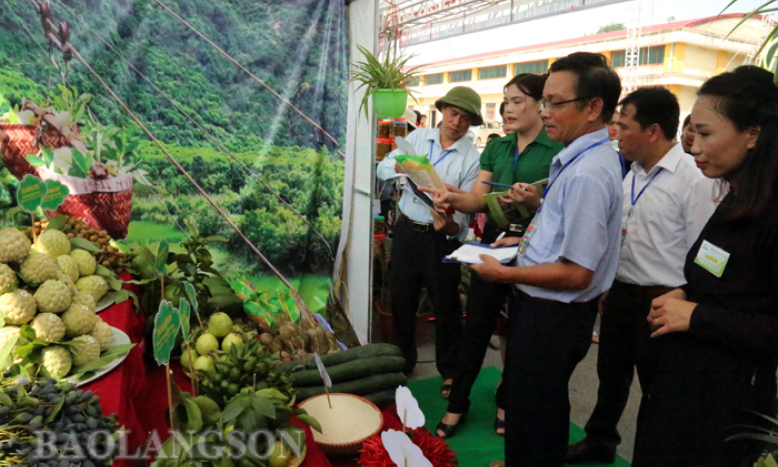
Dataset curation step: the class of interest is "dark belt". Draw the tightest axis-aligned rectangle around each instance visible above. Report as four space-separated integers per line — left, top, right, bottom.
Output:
515 289 559 304
396 214 436 233
613 280 674 297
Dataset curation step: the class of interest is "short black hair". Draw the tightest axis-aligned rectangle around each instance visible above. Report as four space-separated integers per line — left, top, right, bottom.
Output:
499 101 506 117
682 114 691 128
487 133 501 141
618 87 680 140
549 52 621 122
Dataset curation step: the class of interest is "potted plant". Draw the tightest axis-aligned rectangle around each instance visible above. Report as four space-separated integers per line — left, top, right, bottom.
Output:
345 42 421 120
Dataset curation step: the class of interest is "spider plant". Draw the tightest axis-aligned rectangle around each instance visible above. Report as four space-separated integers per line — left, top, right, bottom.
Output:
726 410 778 466
343 41 421 119
723 0 778 80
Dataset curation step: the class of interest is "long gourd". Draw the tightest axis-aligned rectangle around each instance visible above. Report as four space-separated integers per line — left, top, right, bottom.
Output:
294 372 408 400
362 388 397 408
291 356 406 386
276 343 402 373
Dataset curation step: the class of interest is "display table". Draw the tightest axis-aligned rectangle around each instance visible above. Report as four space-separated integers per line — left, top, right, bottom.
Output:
79 276 148 467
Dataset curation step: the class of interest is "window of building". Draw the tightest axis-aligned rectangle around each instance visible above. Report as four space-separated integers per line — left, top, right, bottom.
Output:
425 73 444 85
514 60 549 75
406 77 420 87
478 65 507 80
449 69 473 83
611 51 625 67
611 46 665 67
485 103 497 121
429 105 438 128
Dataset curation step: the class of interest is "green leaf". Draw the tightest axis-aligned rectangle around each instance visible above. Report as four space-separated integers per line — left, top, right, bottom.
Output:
221 395 252 423
27 155 47 167
179 297 191 340
250 397 276 419
41 147 54 166
156 239 169 275
294 414 322 434
0 335 18 371
46 214 68 231
0 391 13 406
45 392 65 423
204 235 229 243
70 237 101 252
184 282 199 315
68 344 136 380
20 324 36 342
255 388 288 401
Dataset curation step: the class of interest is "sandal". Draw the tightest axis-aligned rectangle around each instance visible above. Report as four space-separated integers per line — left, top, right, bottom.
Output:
494 417 505 436
440 381 453 399
436 411 468 439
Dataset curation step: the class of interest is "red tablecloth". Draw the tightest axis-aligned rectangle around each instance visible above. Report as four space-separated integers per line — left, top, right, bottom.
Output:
81 276 147 467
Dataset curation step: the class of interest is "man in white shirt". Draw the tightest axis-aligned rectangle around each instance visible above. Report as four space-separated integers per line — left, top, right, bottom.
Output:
376 86 481 387
566 87 717 464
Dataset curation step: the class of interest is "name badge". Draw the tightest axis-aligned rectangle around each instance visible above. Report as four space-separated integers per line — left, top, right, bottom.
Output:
694 240 730 278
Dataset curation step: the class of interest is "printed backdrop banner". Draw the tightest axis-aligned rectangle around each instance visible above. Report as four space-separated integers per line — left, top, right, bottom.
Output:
0 0 349 313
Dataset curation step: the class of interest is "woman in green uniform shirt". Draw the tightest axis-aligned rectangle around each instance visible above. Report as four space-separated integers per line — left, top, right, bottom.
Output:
426 73 563 438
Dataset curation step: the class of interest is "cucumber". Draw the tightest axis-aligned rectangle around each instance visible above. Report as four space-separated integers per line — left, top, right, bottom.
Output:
291 356 406 387
362 389 396 408
277 343 402 373
294 372 408 400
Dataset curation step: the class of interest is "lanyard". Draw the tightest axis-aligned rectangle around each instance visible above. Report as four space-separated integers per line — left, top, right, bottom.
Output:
429 141 454 167
541 137 610 203
629 168 664 218
513 147 520 171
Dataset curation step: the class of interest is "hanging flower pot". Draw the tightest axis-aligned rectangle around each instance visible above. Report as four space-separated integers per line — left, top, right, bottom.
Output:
372 89 409 119
0 123 74 179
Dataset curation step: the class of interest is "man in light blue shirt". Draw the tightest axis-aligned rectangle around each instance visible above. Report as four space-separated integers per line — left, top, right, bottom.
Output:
377 86 481 386
473 53 623 467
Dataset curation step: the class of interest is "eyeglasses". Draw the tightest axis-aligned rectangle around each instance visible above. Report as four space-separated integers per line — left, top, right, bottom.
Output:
539 96 592 112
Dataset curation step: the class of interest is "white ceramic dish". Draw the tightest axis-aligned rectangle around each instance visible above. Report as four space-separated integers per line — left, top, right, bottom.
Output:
95 298 115 313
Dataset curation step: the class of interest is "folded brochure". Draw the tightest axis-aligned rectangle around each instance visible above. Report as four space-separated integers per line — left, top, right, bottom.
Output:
445 242 518 265
484 177 549 228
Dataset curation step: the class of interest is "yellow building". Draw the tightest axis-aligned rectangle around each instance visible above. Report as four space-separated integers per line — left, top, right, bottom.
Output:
408 13 772 128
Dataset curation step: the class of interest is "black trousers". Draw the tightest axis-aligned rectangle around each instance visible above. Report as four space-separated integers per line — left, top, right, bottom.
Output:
447 223 516 414
584 280 669 447
388 218 462 378
505 293 598 467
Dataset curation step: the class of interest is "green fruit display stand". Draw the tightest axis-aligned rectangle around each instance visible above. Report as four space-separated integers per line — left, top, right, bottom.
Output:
372 89 409 119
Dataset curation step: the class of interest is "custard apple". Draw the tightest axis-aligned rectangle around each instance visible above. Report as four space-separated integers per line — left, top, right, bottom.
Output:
69 249 96 276
90 318 114 352
75 275 109 302
0 289 37 325
40 345 72 378
34 279 72 313
56 255 80 282
0 326 26 350
70 335 101 366
0 227 31 263
0 263 18 295
19 253 59 285
62 303 98 337
56 271 78 295
35 230 71 258
31 312 66 342
70 292 96 312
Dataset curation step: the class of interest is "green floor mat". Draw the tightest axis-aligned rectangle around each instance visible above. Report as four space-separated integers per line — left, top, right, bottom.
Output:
407 367 631 467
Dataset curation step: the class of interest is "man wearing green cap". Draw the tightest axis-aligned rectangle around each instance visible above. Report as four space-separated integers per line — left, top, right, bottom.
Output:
377 86 482 388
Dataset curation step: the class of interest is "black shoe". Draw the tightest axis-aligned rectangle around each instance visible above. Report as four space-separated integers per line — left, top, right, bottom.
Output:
565 438 616 464
435 411 467 439
494 417 505 436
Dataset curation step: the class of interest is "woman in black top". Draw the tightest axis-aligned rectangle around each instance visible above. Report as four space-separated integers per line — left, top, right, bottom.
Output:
632 66 778 466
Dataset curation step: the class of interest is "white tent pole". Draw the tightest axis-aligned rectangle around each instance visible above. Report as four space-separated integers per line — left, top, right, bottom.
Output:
335 0 378 343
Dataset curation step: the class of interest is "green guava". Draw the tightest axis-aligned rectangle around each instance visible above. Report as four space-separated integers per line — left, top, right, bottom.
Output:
208 312 233 338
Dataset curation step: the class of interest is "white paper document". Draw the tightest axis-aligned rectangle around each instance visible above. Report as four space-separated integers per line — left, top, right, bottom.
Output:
445 243 518 264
